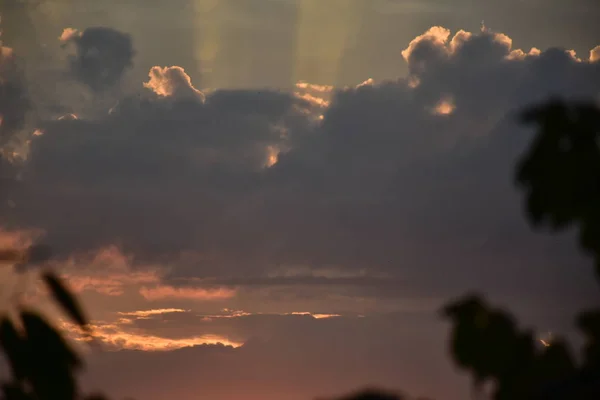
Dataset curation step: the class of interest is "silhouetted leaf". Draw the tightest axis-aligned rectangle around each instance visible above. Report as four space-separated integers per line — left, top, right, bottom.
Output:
1 382 33 400
42 271 88 329
517 99 600 279
20 310 81 400
0 317 27 382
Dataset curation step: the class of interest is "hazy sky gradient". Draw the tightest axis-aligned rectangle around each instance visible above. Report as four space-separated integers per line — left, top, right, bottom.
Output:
23 0 600 88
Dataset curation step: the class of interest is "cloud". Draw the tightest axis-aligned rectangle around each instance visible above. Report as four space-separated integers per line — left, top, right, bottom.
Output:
591 45 600 63
143 66 205 101
56 246 237 303
63 308 347 352
139 285 236 301
58 246 162 296
3 25 600 318
79 310 462 400
62 320 243 351
117 308 189 318
62 27 134 91
0 25 29 152
59 28 81 43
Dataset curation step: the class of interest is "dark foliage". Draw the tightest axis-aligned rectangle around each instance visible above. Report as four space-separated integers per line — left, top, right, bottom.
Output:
0 272 104 400
516 99 600 279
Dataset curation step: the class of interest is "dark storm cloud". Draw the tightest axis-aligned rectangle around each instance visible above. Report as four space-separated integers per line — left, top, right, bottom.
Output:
4 65 313 267
3 26 600 306
0 35 28 146
62 27 134 91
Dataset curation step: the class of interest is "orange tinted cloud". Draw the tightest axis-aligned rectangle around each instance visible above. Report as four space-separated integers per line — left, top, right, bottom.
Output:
62 321 242 351
144 66 204 100
67 272 158 296
591 46 600 63
0 229 42 251
401 26 451 62
295 81 334 93
433 98 455 116
58 247 238 302
59 28 81 42
289 312 341 319
139 285 236 301
118 308 189 318
294 92 331 108
199 309 341 320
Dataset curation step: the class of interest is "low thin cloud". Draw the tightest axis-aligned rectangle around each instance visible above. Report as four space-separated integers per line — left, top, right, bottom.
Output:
295 81 334 93
118 308 189 318
139 285 236 301
289 312 341 319
62 320 243 351
60 308 346 352
294 92 331 108
58 247 237 302
59 246 161 296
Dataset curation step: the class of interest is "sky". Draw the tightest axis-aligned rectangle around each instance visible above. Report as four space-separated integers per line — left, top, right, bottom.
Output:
0 0 600 399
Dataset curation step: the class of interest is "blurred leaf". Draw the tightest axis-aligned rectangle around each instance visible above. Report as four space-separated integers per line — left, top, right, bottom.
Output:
0 317 27 382
517 99 600 279
42 271 89 329
1 383 33 400
20 310 81 400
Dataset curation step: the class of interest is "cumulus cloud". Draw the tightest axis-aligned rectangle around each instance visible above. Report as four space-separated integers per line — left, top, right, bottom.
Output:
62 27 134 91
591 45 600 63
59 27 81 43
143 66 205 101
2 25 599 319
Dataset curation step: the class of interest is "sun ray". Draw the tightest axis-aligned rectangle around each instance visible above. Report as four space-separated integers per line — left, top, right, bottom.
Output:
193 0 225 89
292 0 365 86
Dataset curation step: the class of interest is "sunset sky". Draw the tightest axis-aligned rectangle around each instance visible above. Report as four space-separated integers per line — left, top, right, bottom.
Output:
1 1 600 399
